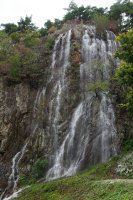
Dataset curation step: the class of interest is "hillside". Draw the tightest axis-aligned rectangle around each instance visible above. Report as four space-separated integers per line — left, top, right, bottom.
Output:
12 152 133 200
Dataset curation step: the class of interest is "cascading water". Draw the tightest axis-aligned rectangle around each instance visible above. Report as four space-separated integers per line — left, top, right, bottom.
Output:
46 102 84 179
0 145 27 200
1 25 120 198
46 26 119 180
47 30 71 156
0 88 43 200
0 30 72 199
0 125 38 200
98 94 117 162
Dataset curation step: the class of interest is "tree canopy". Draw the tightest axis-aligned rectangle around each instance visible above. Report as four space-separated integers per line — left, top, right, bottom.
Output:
115 29 133 116
109 0 133 31
1 16 37 35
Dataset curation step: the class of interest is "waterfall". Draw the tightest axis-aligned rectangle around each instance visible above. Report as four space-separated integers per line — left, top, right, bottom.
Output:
48 30 71 154
99 94 117 162
1 30 72 199
0 125 38 200
0 91 42 200
0 145 27 200
46 102 84 180
46 26 119 180
1 26 120 198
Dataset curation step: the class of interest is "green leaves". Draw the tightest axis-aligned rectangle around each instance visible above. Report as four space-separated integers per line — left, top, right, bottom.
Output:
115 62 133 86
115 29 133 62
45 36 55 50
9 54 21 78
88 80 109 93
0 29 41 79
109 0 133 31
17 16 37 32
93 15 109 33
115 28 133 116
33 159 48 179
23 31 40 48
0 31 12 61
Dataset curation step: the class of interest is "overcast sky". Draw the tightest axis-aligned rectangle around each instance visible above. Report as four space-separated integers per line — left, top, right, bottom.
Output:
0 0 117 28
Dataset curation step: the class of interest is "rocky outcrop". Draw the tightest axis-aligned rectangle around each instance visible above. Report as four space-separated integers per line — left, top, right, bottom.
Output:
0 77 36 190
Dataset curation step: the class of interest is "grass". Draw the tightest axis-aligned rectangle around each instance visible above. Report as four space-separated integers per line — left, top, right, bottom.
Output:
15 155 133 200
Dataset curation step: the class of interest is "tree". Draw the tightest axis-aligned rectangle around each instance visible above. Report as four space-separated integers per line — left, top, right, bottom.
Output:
23 30 40 48
39 28 48 36
44 20 53 30
64 0 78 11
93 15 109 33
33 159 48 179
109 0 133 31
17 16 37 32
0 31 12 61
63 2 108 23
54 18 63 29
115 29 133 116
0 28 41 79
1 23 18 34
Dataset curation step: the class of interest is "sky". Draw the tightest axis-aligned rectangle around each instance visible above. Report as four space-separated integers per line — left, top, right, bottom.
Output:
0 0 117 28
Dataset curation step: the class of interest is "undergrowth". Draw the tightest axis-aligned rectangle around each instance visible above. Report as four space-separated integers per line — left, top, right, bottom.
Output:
16 155 133 200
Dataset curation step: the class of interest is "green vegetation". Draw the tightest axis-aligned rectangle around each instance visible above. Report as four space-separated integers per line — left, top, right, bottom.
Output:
88 80 109 94
109 0 133 31
9 54 21 78
115 29 133 116
116 152 133 178
19 159 48 186
15 155 133 200
0 17 41 79
0 31 12 61
63 0 133 33
32 159 48 179
45 36 55 50
122 138 133 152
94 15 109 33
39 19 63 36
16 181 133 200
19 175 36 186
63 1 107 22
1 16 37 34
1 0 133 37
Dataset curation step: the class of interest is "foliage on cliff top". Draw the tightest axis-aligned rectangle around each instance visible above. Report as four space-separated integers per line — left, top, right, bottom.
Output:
0 22 56 81
1 0 133 37
0 30 41 79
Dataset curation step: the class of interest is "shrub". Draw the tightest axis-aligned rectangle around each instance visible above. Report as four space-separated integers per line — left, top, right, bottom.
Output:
23 31 40 48
10 32 20 43
48 26 57 34
93 15 109 33
122 138 133 152
88 80 108 94
39 28 48 36
116 152 133 178
33 159 48 179
19 175 36 186
115 29 133 116
45 37 55 50
9 54 21 78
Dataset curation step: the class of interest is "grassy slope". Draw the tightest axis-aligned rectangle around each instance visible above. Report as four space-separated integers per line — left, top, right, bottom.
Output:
16 156 133 200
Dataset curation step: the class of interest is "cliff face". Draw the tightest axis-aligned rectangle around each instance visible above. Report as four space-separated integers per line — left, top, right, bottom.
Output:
0 25 132 198
0 77 36 189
